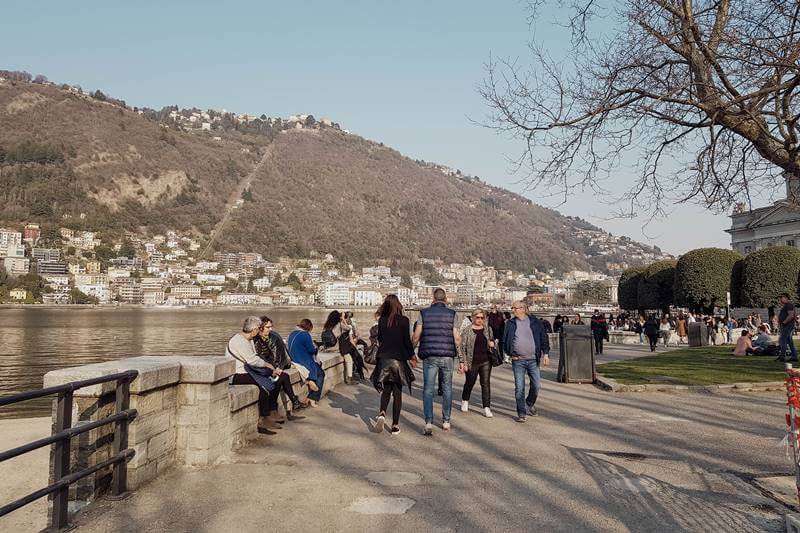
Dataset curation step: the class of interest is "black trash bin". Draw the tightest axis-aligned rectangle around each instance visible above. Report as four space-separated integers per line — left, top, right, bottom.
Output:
687 322 709 347
557 324 595 383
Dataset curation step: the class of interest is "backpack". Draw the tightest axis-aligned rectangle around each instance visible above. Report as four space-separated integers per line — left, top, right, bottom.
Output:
321 328 337 348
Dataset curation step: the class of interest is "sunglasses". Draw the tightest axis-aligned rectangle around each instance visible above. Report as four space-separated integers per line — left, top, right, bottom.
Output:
473 316 485 320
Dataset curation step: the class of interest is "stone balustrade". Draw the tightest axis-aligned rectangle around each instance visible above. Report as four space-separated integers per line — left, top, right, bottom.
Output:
42 352 344 518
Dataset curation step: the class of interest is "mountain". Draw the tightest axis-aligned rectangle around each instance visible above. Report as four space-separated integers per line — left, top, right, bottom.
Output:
0 74 666 274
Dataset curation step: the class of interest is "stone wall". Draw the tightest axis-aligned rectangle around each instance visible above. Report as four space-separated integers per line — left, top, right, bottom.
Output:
43 352 344 519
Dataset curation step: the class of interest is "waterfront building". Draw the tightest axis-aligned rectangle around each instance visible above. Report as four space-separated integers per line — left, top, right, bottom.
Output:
352 288 383 307
171 285 202 299
319 281 353 307
74 274 109 286
77 284 111 304
727 178 800 254
143 290 166 306
118 284 144 304
219 293 258 305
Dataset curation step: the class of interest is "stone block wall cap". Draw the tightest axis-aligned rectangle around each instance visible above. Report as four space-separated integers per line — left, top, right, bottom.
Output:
44 357 182 396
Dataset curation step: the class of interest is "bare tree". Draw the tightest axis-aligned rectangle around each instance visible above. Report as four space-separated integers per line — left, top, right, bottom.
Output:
481 0 800 217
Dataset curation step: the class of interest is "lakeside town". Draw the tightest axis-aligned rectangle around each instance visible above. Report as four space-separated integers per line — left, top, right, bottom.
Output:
0 222 672 308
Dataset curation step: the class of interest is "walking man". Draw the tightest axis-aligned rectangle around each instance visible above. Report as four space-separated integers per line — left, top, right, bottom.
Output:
413 288 461 435
777 292 798 363
590 310 607 355
502 301 550 423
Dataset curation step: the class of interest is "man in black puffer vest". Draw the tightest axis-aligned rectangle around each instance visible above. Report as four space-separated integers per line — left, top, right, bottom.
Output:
413 288 462 436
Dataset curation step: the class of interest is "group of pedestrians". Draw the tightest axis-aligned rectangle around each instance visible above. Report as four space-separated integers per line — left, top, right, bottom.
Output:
225 288 553 437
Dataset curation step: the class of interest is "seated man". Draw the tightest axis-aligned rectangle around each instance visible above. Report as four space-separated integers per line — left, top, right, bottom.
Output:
751 325 775 355
732 329 755 356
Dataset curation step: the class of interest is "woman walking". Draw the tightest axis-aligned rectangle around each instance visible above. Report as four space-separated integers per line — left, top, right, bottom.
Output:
370 294 416 435
459 308 497 418
287 319 325 407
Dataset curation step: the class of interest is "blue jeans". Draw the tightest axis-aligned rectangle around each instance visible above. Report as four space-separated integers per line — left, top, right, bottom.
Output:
512 358 540 417
780 326 798 360
423 357 454 423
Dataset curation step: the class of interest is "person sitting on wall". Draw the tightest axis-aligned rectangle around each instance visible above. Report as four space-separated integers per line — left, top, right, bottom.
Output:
253 316 308 421
226 316 302 435
287 319 326 407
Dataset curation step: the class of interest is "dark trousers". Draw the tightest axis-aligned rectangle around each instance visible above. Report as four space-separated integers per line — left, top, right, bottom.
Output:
593 333 604 355
780 326 799 361
231 372 296 416
647 334 658 352
462 362 491 408
379 381 403 426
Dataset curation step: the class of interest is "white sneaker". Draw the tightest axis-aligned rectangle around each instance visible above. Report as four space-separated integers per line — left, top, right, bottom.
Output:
484 407 493 418
461 400 469 412
374 414 385 433
442 421 451 431
423 423 433 436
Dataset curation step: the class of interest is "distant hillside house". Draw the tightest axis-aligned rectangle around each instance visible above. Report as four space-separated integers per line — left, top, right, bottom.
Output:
727 175 800 254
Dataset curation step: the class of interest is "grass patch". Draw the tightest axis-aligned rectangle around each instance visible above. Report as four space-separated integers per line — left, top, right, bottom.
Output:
598 346 786 385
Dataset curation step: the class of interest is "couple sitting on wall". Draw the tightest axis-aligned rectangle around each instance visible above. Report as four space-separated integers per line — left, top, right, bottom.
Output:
226 315 323 435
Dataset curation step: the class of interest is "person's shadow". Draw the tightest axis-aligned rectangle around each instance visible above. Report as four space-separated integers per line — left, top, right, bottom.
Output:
325 387 382 432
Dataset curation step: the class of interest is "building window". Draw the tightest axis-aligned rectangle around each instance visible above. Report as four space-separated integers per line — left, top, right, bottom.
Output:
788 240 797 247
744 246 752 254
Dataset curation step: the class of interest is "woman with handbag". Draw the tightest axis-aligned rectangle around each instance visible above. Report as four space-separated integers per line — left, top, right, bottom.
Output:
459 308 499 418
370 294 416 435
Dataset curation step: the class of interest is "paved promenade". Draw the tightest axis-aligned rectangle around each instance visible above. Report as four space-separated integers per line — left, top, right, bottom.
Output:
71 345 789 533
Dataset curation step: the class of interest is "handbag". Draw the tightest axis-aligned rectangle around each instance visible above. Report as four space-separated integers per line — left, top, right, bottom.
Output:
364 343 378 365
489 344 503 367
227 337 276 392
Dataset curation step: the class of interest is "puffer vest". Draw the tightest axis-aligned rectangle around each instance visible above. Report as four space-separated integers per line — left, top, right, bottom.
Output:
419 303 457 358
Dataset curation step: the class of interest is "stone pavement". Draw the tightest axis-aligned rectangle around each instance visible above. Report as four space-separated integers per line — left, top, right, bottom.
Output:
73 349 791 533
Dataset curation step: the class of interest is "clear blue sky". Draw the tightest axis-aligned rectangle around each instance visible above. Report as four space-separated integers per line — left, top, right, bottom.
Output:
2 0 732 255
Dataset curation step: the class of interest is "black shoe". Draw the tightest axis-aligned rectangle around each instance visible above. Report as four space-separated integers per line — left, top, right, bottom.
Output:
293 399 308 410
776 357 786 362
257 426 277 435
790 358 799 363
527 405 538 416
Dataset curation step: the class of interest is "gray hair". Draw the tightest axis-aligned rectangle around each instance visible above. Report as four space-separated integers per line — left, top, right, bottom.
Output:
242 316 262 333
511 300 527 311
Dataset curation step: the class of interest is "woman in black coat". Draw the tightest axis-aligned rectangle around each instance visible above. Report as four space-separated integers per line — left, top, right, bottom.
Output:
370 294 416 435
644 314 660 352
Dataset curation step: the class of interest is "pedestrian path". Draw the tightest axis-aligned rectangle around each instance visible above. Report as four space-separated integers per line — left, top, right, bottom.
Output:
75 359 786 532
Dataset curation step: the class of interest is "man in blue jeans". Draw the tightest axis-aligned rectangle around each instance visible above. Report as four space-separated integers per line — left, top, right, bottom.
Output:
413 288 462 435
502 300 550 422
777 292 798 363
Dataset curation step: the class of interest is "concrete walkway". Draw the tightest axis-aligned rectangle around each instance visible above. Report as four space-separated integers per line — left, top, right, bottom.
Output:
72 352 790 533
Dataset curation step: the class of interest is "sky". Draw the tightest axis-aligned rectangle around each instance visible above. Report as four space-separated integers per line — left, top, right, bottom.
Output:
1 0 735 255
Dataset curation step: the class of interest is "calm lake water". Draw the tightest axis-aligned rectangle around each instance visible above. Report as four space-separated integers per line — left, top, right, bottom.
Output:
0 307 412 419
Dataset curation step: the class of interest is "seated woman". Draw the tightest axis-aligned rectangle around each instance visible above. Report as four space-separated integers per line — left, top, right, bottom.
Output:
287 319 325 407
733 329 755 356
253 316 308 424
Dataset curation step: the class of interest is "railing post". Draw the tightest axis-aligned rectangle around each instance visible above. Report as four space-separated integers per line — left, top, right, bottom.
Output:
51 390 73 530
111 377 131 497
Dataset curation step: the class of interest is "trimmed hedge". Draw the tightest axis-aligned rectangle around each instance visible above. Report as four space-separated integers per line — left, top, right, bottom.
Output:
674 248 741 312
730 258 744 307
740 246 800 307
637 260 677 312
618 266 646 311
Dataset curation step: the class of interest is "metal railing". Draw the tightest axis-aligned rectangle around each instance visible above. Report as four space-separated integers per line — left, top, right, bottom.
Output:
0 370 139 530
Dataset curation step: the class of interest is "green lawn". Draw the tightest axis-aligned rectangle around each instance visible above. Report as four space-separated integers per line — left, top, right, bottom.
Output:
598 346 787 385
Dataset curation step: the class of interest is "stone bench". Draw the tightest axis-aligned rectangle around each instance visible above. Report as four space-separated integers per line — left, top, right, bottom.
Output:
42 352 345 520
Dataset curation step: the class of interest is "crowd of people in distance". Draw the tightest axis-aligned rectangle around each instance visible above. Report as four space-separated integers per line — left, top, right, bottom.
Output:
224 289 551 436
